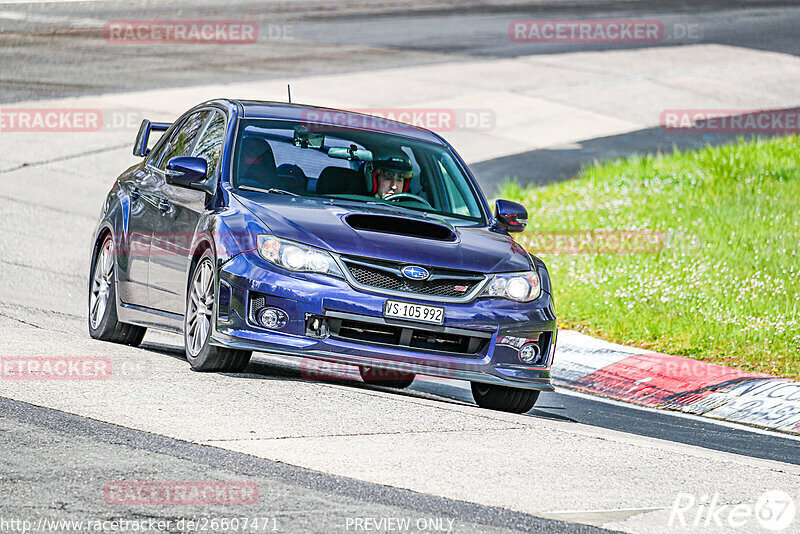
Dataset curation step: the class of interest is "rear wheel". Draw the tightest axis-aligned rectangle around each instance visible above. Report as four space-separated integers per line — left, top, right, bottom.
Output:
471 382 539 413
88 234 146 346
359 366 415 389
185 250 251 372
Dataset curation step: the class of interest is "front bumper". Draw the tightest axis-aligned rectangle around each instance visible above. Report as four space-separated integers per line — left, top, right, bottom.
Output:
212 251 556 391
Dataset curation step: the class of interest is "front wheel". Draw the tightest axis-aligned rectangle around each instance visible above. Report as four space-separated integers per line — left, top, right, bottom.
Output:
184 250 251 372
471 382 539 413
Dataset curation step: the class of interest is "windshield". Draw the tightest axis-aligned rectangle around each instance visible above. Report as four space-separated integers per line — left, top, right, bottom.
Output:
232 119 486 224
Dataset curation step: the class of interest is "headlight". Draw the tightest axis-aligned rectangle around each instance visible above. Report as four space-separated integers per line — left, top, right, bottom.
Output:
481 271 541 302
257 235 344 277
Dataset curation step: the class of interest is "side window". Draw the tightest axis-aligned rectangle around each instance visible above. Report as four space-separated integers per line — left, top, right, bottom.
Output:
156 111 209 170
438 160 471 216
146 128 173 168
192 112 225 176
401 146 422 195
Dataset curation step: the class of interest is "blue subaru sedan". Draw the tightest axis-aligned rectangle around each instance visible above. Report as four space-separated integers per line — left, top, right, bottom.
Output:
89 99 556 413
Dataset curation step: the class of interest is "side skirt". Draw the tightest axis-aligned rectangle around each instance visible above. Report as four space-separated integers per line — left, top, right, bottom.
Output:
117 301 184 333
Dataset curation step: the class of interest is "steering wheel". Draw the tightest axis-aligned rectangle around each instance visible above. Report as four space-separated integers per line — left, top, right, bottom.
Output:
384 193 433 208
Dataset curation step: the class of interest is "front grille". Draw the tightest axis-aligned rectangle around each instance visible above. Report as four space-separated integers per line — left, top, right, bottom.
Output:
347 265 405 291
327 314 490 356
343 259 483 299
337 319 403 346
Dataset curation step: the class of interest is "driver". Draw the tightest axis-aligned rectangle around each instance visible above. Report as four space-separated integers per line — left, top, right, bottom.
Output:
368 154 413 199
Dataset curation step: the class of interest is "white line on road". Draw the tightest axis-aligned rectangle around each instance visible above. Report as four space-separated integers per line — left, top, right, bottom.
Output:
545 506 668 515
0 1 108 4
0 9 102 25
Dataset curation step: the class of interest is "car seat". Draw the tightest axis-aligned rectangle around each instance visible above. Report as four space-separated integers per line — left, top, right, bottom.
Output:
316 166 367 195
237 138 278 189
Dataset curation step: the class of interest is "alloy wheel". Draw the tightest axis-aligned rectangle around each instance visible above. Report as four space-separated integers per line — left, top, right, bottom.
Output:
187 259 214 356
89 238 114 329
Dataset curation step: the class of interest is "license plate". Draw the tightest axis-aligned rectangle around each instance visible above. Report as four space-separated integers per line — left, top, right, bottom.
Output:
383 300 444 325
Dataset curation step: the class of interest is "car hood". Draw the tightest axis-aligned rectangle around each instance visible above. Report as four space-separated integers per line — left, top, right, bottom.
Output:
232 191 532 273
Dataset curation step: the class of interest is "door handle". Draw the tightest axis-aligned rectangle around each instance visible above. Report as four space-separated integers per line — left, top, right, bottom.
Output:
158 199 171 215
130 187 140 202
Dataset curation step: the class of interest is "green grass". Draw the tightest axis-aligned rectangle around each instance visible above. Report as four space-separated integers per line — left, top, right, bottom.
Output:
500 135 800 378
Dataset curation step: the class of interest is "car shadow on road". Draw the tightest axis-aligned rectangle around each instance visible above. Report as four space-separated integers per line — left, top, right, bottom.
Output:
136 342 576 421
190 352 579 423
471 126 782 195
138 341 187 361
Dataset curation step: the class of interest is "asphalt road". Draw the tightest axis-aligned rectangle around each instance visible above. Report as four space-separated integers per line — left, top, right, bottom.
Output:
2 1 800 532
2 340 799 532
3 372 798 534
3 0 798 191
2 0 799 104
1 396 604 534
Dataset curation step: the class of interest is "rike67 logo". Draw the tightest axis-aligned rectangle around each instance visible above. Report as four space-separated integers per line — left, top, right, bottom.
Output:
669 490 796 531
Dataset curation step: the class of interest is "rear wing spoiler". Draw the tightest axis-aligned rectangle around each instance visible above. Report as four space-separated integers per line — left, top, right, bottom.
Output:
133 119 171 157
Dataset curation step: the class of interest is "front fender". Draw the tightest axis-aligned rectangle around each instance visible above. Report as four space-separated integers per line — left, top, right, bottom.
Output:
190 204 269 267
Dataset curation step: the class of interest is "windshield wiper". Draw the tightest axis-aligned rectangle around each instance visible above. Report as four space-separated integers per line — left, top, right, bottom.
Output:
265 188 299 196
239 185 299 196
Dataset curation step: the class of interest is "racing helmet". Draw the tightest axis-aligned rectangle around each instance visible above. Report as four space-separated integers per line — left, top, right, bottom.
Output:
364 152 413 195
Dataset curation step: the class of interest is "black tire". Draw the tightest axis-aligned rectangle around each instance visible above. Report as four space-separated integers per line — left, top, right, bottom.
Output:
359 366 415 388
184 249 251 372
88 234 146 346
471 382 539 413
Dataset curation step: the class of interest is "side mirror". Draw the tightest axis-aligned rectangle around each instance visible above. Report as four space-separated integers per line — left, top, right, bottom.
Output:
494 199 528 233
165 156 213 194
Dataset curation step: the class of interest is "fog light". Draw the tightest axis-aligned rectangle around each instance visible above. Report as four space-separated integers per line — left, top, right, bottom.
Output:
519 342 541 364
258 308 287 329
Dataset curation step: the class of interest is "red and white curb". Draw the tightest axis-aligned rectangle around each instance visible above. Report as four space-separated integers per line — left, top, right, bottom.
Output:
553 330 800 435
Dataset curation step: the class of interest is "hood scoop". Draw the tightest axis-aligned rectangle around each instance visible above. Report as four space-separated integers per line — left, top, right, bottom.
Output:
345 214 457 241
